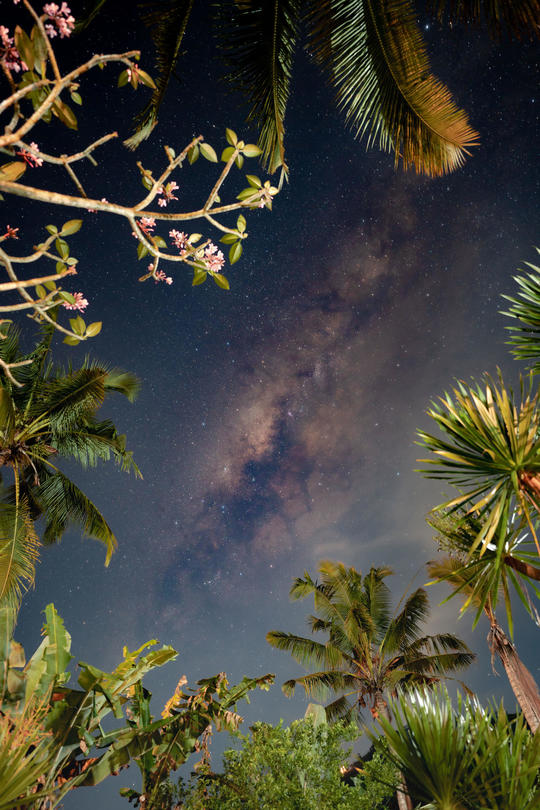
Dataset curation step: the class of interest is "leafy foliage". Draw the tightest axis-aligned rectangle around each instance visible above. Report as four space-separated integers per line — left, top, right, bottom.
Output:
430 0 540 40
0 603 274 809
502 248 540 374
0 325 140 592
267 561 474 720
375 685 540 810
178 716 397 810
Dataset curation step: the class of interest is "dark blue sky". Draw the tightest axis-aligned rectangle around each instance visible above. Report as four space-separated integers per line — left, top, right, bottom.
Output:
3 3 539 806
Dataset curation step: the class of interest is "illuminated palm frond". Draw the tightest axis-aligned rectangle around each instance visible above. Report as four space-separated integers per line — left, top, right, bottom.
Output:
431 0 540 40
502 249 540 373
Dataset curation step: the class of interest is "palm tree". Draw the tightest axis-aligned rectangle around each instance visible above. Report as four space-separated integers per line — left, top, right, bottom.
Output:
502 248 540 374
0 324 141 615
267 561 474 809
417 371 540 584
376 685 540 810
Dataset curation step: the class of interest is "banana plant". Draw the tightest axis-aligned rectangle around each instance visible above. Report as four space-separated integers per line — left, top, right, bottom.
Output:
0 603 274 809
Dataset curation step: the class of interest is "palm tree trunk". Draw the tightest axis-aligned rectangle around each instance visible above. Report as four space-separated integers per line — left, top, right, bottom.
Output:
503 553 540 582
375 692 413 810
488 621 540 732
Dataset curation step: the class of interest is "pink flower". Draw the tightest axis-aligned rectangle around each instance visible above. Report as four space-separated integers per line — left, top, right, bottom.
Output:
62 292 88 311
169 229 188 252
204 242 225 274
3 225 19 239
138 217 156 235
17 142 43 167
43 3 75 38
157 181 179 208
154 270 173 285
0 25 27 72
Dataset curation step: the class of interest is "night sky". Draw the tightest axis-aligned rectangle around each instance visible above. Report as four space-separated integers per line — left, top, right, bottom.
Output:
3 3 539 807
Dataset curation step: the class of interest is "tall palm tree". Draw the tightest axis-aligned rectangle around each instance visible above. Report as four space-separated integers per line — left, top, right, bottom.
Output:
267 561 475 810
417 371 540 585
0 324 141 616
427 550 540 733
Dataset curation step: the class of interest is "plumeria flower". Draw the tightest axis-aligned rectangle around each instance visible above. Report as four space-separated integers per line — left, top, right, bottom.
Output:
0 25 27 72
138 217 156 235
17 142 43 168
154 270 173 285
204 242 225 274
43 3 75 38
62 292 88 311
169 229 188 253
157 181 179 208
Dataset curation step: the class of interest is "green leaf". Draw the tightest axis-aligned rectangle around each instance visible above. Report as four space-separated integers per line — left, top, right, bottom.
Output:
85 322 102 337
200 142 218 162
43 603 73 683
188 144 199 164
212 273 230 290
44 280 56 291
235 154 245 169
138 69 157 89
63 336 81 346
61 219 82 236
118 70 129 87
31 24 48 70
58 291 75 304
237 214 247 233
14 26 35 71
71 91 83 105
55 238 69 259
226 128 238 146
69 316 86 336
192 270 207 286
188 233 202 244
220 233 238 245
229 242 243 264
236 187 258 201
137 241 149 260
35 285 46 299
56 262 67 274
0 161 27 182
221 146 235 162
154 235 167 249
52 98 78 130
242 144 262 157
246 174 262 188
46 224 58 235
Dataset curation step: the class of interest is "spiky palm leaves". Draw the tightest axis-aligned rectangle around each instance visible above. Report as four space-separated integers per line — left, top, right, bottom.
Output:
266 561 474 721
502 248 540 374
0 325 140 612
418 372 540 570
376 686 540 810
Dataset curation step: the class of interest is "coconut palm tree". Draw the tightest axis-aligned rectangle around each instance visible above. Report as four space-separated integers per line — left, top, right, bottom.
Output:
267 561 474 718
267 562 474 810
376 685 540 810
0 324 141 616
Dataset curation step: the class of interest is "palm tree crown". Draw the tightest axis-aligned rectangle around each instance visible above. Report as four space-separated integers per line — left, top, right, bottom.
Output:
0 325 141 613
266 560 474 721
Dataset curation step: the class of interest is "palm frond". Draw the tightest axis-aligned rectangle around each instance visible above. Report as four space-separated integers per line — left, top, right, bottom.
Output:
27 368 107 436
381 588 429 654
430 0 540 41
502 249 540 373
103 369 140 402
52 421 142 478
125 0 195 150
266 630 348 669
0 501 39 613
282 669 358 700
34 472 117 565
215 0 303 174
324 693 356 722
307 0 479 176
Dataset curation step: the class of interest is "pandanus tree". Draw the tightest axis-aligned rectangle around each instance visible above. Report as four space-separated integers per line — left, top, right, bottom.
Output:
267 562 474 810
376 685 540 810
0 324 140 619
426 508 540 732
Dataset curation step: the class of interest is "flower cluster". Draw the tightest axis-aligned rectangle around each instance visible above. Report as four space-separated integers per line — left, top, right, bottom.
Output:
204 242 225 274
138 217 156 236
169 229 188 253
0 25 26 72
157 181 179 208
2 225 19 239
17 142 43 168
43 2 75 39
148 263 172 285
62 292 88 311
